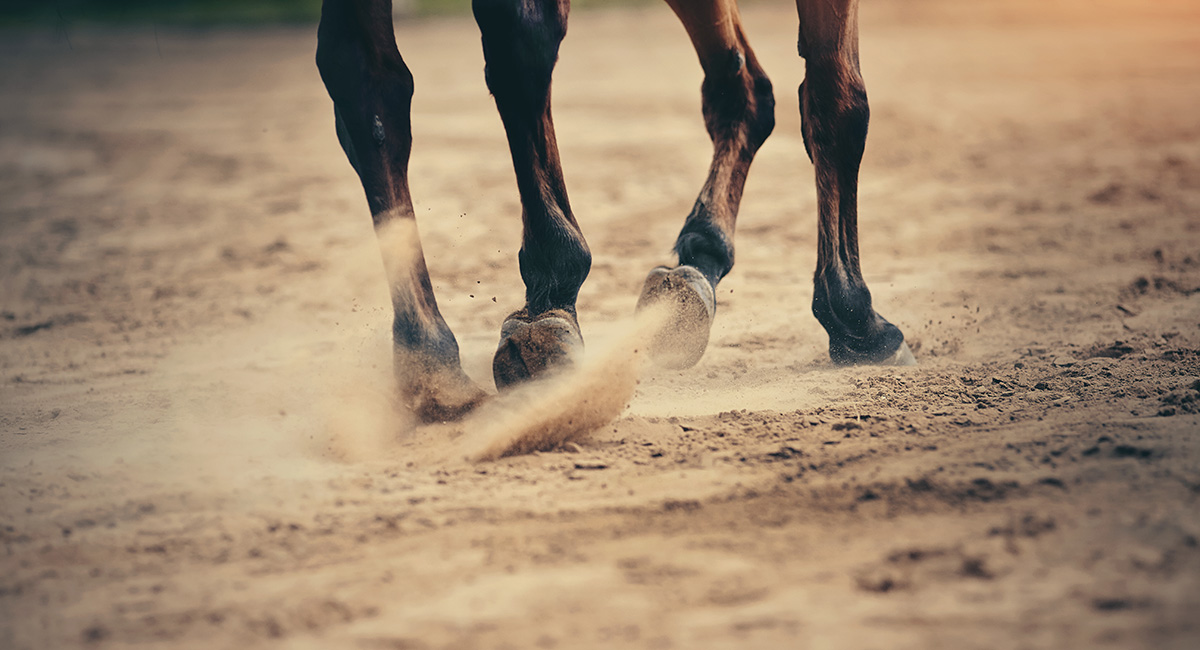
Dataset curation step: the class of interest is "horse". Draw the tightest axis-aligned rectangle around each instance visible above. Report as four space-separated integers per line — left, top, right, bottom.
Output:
315 0 914 422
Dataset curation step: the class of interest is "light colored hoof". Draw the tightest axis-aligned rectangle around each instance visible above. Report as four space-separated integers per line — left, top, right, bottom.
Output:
394 355 488 423
410 371 487 423
493 308 583 390
881 340 917 367
636 265 716 370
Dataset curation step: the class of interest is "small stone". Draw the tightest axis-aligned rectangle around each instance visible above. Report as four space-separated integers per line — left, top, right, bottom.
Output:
573 461 608 470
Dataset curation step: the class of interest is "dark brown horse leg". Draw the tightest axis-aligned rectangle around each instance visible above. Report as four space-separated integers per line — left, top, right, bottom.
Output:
473 0 592 389
638 0 775 369
317 0 486 421
797 0 912 365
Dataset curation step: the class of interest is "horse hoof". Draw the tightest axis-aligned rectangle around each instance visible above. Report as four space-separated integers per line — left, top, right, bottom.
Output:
636 265 716 369
881 340 917 367
493 308 583 390
411 373 487 422
395 358 488 423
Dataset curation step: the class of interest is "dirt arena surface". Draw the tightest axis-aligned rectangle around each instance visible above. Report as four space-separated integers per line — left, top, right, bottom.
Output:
3 0 1200 647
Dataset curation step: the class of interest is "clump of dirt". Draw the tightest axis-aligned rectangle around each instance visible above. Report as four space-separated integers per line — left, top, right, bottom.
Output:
1158 379 1200 416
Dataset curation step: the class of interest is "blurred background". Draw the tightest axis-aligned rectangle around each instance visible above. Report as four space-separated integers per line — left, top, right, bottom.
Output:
0 0 667 25
6 0 1197 29
4 0 1196 27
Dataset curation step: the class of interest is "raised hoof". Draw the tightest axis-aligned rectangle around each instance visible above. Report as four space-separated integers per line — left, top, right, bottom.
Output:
397 361 488 423
493 308 583 390
636 265 716 370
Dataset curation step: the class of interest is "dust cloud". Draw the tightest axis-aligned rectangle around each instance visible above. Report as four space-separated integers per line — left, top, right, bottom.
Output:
458 306 668 462
62 302 673 496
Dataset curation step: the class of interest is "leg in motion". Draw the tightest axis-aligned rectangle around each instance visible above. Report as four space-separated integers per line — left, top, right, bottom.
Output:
317 0 486 420
638 0 776 369
796 0 912 365
474 0 592 388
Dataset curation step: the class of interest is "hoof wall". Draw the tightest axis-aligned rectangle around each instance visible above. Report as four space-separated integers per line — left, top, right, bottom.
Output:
636 265 716 370
411 378 487 423
395 358 487 423
493 309 583 390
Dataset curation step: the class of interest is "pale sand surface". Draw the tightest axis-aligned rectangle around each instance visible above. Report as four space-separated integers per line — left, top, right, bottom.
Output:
2 1 1200 648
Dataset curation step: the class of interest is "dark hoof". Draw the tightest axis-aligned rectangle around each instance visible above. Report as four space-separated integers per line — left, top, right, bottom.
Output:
493 308 583 390
828 322 915 367
636 265 716 369
395 357 488 423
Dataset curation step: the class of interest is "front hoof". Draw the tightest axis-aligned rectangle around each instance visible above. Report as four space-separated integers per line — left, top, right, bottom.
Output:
493 308 583 390
636 265 716 370
411 377 487 423
396 360 488 423
828 319 915 367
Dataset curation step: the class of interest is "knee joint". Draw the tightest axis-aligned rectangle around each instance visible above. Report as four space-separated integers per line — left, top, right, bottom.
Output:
317 35 414 115
700 50 775 153
800 57 868 152
473 0 567 101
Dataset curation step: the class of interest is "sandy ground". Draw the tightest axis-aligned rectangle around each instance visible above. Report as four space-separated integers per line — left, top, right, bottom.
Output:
3 0 1200 647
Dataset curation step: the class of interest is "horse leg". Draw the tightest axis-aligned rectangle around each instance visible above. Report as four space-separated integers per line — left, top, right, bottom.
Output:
638 0 776 369
316 0 486 421
473 0 592 389
797 0 913 365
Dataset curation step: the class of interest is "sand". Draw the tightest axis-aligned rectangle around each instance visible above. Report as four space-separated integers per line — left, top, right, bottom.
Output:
2 0 1199 647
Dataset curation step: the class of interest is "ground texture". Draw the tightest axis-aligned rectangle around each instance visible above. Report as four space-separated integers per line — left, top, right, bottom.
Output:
2 1 1200 648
